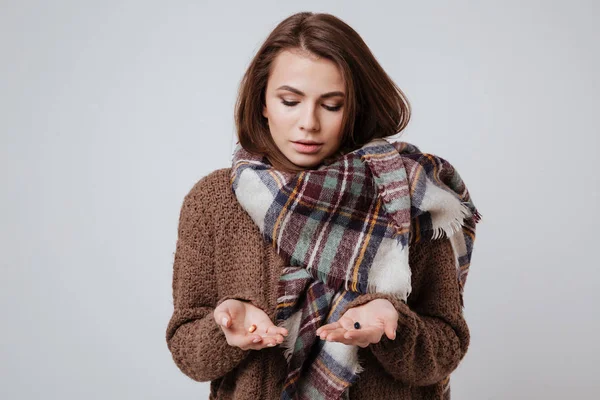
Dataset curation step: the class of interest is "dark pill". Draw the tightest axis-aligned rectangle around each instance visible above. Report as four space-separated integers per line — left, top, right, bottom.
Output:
354 322 361 329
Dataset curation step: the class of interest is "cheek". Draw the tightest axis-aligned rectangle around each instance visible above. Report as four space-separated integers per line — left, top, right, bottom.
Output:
323 110 344 126
270 110 296 133
324 114 344 138
266 112 292 142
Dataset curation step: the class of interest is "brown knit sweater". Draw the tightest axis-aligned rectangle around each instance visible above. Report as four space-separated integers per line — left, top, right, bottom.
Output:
166 168 470 400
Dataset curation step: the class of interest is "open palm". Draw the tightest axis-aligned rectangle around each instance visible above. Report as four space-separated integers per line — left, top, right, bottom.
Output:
214 299 288 351
316 298 398 347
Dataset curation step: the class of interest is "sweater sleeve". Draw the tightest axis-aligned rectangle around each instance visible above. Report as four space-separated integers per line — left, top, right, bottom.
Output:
165 178 251 382
340 237 470 386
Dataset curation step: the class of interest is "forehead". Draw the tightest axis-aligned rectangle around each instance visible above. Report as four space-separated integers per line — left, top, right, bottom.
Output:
268 50 344 93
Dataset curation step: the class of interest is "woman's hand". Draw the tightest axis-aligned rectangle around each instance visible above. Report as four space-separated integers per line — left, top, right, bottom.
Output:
316 298 399 347
213 299 288 351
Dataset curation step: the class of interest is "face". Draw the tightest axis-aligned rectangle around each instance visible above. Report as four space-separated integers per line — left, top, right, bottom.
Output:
262 50 345 169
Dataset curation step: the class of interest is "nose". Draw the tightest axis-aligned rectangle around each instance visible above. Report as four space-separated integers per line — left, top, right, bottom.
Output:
300 105 320 132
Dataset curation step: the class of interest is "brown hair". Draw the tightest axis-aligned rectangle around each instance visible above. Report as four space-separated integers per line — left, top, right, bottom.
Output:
234 11 411 173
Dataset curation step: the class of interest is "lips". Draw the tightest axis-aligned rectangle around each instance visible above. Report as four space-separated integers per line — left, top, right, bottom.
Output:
291 141 324 154
293 140 323 145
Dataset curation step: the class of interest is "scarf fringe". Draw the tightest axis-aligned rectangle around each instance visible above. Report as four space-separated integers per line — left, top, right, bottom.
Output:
430 201 476 240
278 309 304 363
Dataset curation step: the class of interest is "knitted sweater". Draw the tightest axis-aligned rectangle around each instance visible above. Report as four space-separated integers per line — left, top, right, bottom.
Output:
165 168 470 400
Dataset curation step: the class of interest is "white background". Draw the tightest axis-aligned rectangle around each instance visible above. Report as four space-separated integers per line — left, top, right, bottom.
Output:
1 1 598 399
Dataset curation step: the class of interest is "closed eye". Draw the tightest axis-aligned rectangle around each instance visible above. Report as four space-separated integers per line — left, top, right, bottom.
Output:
281 100 342 112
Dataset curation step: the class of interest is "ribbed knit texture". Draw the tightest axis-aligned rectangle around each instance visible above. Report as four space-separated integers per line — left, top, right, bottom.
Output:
166 168 470 400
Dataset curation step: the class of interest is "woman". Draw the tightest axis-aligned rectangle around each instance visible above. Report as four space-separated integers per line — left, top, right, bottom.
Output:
166 11 480 400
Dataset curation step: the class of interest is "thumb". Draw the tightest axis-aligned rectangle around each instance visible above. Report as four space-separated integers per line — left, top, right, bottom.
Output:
214 308 232 329
384 319 398 340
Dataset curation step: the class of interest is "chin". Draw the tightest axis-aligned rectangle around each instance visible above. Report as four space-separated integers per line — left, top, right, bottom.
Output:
288 154 325 169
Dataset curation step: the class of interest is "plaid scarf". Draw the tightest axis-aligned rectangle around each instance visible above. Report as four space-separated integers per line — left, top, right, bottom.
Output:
229 138 481 400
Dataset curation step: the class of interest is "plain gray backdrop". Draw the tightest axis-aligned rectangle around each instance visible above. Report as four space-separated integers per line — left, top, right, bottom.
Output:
1 1 598 399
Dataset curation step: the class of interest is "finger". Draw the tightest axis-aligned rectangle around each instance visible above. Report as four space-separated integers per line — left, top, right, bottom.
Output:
328 332 372 347
343 329 369 341
324 327 349 342
254 326 283 343
214 311 232 329
254 325 284 339
238 337 280 351
275 324 289 337
325 333 353 346
316 322 341 335
232 334 263 350
249 335 280 349
318 326 345 340
265 325 289 337
384 320 398 340
344 327 381 343
215 299 242 319
261 333 285 344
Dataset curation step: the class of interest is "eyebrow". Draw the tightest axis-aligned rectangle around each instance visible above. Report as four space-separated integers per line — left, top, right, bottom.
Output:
276 85 345 99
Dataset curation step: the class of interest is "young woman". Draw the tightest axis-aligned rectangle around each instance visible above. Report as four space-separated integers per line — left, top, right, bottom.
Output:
166 11 480 400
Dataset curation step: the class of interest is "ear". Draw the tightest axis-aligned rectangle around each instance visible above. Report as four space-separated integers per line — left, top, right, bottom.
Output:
262 105 268 119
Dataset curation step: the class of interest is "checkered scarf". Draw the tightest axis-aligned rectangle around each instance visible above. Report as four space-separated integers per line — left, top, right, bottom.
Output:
229 138 481 400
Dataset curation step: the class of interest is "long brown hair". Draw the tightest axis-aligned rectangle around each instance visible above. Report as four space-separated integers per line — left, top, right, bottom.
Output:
234 11 411 173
